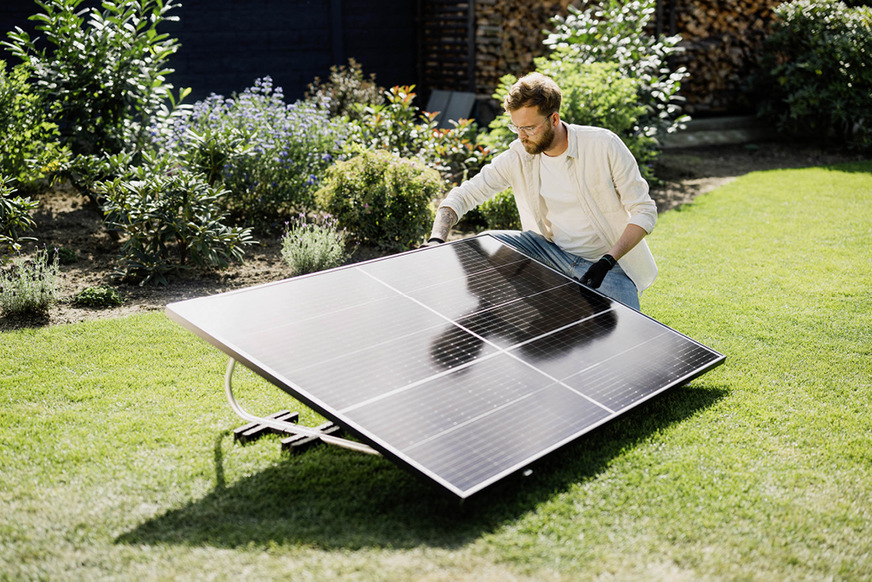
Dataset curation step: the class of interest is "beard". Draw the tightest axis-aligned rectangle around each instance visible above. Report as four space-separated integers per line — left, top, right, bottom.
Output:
521 122 556 155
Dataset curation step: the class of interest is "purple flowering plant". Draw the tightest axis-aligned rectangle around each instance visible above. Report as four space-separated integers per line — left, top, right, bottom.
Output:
152 77 351 231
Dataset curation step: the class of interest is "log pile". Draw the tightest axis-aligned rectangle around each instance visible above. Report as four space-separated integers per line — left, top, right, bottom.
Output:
474 0 572 98
665 0 780 114
470 0 782 115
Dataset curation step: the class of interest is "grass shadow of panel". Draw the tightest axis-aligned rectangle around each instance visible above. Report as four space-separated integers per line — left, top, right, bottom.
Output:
116 384 728 550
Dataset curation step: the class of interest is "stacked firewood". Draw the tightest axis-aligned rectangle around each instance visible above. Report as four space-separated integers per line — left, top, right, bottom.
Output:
666 0 779 113
472 0 781 115
474 0 571 97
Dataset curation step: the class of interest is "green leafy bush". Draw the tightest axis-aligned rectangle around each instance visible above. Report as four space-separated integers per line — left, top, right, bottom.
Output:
315 149 441 251
281 214 348 276
305 58 384 121
0 61 68 188
0 247 59 316
57 151 137 204
180 127 253 188
97 168 255 285
56 247 78 265
545 0 689 141
4 0 184 156
478 189 521 231
74 286 123 308
0 177 39 255
420 117 494 188
152 77 350 230
752 0 872 150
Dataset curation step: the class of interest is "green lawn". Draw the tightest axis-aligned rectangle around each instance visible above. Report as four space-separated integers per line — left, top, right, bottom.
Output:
2 161 871 581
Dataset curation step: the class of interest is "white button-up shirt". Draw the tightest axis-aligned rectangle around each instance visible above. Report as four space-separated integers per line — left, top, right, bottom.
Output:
439 124 659 292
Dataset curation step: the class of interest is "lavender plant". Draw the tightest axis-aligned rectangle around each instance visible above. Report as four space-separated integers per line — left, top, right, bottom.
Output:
0 247 60 316
153 77 351 230
281 214 348 276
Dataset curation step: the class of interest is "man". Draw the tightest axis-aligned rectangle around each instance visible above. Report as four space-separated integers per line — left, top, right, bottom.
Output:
426 72 658 311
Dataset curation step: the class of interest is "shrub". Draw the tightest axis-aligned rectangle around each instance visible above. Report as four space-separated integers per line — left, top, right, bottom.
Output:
56 247 78 265
74 285 123 308
152 77 350 230
478 189 522 231
419 116 495 188
3 0 184 156
0 61 68 188
97 168 255 285
544 0 689 142
315 149 441 251
752 0 872 151
0 177 39 255
305 58 384 121
179 126 253 188
281 214 347 276
346 85 493 188
0 247 59 316
57 151 137 204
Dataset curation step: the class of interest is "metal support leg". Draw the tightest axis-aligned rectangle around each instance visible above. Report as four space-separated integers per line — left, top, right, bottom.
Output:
224 358 380 456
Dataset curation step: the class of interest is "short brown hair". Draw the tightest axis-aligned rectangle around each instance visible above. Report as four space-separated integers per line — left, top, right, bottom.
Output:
503 72 562 116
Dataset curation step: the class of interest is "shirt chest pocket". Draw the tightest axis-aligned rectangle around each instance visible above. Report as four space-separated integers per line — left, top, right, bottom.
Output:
579 177 623 213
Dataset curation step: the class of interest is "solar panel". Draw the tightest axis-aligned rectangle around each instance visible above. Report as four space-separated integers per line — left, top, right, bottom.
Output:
167 234 725 499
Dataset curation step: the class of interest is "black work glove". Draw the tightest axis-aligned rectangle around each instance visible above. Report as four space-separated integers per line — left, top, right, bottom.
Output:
420 236 445 249
579 254 617 289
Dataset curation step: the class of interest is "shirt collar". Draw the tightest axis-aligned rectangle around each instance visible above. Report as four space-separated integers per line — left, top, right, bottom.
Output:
561 122 577 159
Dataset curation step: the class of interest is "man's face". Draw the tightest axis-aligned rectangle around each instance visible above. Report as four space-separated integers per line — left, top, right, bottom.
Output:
510 106 556 155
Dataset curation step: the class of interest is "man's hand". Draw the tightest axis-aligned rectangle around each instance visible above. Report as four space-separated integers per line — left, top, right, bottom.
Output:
426 207 458 245
580 255 617 289
420 236 445 248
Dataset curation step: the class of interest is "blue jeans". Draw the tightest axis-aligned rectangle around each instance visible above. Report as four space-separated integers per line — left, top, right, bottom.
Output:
486 230 641 311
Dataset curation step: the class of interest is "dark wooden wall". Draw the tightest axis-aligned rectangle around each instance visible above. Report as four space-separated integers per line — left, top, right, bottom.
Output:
0 0 419 103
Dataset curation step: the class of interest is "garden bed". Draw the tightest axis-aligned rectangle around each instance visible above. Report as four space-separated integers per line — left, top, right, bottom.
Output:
2 139 865 331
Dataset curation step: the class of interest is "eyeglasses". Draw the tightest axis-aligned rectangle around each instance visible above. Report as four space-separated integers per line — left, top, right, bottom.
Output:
507 113 554 136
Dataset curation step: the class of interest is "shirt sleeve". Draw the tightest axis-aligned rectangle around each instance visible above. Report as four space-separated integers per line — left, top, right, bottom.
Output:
607 134 658 234
438 148 515 220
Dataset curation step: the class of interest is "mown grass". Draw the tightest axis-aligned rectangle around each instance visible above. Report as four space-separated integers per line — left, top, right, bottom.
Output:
1 161 870 580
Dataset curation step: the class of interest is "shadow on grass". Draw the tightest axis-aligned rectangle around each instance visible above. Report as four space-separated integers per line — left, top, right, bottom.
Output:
823 161 872 174
0 310 51 332
117 384 728 550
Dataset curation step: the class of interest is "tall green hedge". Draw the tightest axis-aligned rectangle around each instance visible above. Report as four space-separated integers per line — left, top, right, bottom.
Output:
752 0 872 151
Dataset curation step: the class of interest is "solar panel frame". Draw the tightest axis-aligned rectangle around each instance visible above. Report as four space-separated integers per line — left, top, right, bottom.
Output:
167 234 725 499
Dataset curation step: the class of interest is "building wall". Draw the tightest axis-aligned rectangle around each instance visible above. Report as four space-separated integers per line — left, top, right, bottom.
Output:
0 0 419 103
